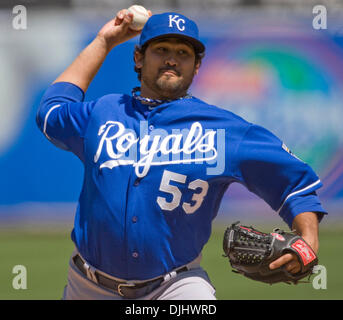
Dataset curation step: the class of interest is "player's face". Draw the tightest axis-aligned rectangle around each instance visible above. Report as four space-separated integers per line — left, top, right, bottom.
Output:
135 38 200 100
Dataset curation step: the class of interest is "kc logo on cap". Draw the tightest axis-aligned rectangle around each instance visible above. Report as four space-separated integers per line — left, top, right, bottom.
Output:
169 15 186 31
138 12 205 53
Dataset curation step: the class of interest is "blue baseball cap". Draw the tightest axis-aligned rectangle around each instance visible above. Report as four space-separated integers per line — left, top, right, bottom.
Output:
139 12 205 53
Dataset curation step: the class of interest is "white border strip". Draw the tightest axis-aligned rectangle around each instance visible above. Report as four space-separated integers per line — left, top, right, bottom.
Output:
277 179 321 213
43 104 61 140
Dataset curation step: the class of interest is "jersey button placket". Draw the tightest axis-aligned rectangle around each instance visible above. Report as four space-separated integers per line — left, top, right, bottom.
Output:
133 178 141 186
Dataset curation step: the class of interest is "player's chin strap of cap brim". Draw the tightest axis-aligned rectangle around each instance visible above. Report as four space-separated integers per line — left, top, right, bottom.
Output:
72 254 188 299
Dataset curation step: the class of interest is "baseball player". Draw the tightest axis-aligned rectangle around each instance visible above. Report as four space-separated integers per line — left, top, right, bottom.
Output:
36 10 327 300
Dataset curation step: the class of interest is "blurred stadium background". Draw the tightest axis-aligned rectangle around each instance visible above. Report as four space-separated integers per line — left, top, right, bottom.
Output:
0 0 342 299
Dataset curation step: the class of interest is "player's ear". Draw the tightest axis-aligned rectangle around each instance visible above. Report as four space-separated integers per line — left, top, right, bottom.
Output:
134 49 144 69
193 59 201 76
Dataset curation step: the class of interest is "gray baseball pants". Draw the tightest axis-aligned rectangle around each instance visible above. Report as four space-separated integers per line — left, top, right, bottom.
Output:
62 249 216 300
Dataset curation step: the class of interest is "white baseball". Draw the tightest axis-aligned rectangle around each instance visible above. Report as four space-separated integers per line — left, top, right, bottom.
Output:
127 5 149 31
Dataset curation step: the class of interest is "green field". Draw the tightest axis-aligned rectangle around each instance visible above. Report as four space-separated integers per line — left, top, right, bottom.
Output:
0 225 342 300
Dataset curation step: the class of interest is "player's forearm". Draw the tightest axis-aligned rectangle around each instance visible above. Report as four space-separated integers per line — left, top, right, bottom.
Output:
53 35 112 93
291 211 319 252
52 9 145 93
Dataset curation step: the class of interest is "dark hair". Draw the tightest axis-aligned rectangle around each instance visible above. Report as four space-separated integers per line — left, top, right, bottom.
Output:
133 44 205 81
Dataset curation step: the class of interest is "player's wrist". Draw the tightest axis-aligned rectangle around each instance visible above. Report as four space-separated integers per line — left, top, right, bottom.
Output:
94 34 117 54
301 234 319 253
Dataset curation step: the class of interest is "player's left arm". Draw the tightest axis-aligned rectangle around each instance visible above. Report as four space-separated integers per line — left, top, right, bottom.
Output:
232 124 327 274
269 211 320 273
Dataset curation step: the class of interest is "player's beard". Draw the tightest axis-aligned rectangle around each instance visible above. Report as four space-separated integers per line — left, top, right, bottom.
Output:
141 67 195 100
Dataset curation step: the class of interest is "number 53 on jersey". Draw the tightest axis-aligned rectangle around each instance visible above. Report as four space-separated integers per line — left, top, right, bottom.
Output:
157 169 209 214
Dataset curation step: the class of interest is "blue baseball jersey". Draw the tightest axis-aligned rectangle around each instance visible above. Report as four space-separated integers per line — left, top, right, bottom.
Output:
36 82 327 280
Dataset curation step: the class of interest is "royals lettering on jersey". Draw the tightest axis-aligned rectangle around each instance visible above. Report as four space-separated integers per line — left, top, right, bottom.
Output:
94 121 218 177
36 82 327 280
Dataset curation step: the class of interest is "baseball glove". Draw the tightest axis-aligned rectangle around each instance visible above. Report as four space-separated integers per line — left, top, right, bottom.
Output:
223 221 318 284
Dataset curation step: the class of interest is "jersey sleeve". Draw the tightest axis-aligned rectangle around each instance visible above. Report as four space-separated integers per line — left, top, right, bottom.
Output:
233 124 327 228
36 82 96 160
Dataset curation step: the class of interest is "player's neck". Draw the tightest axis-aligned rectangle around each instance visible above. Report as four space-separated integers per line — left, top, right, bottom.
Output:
140 84 187 103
